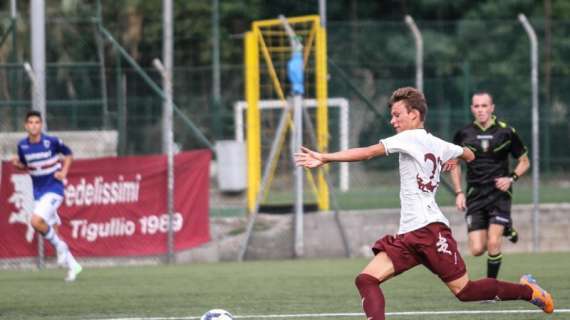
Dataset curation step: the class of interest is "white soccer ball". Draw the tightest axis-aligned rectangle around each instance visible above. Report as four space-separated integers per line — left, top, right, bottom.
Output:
200 309 234 320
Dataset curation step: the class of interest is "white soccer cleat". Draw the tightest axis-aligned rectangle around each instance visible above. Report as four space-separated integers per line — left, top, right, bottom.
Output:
64 262 83 282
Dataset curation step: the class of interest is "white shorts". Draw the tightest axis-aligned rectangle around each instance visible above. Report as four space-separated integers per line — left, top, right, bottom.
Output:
34 193 63 226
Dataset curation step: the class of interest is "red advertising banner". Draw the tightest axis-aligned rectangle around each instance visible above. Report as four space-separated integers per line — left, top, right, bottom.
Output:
0 150 211 258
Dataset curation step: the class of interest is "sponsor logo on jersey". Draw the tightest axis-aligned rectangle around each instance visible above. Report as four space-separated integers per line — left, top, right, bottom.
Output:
24 151 52 162
477 134 493 152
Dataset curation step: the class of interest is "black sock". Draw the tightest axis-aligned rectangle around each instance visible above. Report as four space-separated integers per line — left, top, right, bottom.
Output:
487 253 503 278
503 225 511 236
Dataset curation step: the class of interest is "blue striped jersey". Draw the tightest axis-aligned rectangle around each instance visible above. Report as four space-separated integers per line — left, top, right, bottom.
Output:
17 134 72 200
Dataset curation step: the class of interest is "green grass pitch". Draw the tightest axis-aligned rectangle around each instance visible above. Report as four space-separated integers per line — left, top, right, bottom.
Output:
1 252 568 320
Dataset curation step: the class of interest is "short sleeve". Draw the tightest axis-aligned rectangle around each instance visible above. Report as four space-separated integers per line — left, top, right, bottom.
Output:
380 131 417 156
441 141 464 162
17 144 27 165
55 138 72 156
509 128 527 159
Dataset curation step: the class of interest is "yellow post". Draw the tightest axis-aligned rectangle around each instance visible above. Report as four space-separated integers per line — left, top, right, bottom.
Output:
245 31 261 213
243 16 330 212
315 24 329 211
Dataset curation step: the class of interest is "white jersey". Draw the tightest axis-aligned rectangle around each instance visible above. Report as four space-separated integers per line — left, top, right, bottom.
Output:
380 129 464 234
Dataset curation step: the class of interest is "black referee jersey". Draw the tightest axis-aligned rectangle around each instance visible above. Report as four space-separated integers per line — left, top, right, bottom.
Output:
452 116 528 187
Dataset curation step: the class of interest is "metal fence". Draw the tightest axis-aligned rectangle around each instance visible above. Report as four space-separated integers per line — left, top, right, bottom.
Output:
324 19 570 214
0 2 214 269
1 2 570 267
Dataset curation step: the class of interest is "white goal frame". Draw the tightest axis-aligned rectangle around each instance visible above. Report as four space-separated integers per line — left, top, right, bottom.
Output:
233 98 350 191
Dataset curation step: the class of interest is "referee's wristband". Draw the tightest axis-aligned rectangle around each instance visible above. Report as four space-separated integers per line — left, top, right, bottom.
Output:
455 190 464 196
510 172 519 182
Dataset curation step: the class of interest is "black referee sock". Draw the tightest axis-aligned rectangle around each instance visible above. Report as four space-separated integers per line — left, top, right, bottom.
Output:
487 253 503 278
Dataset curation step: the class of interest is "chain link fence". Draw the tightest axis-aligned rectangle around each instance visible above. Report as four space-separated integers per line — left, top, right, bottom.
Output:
0 2 215 269
1 2 570 267
325 19 570 210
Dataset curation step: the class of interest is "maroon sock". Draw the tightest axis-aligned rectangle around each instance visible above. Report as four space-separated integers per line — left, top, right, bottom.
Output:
355 273 385 320
456 278 533 302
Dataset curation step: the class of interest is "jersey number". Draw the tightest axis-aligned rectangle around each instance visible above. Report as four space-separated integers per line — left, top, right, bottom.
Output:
416 153 442 192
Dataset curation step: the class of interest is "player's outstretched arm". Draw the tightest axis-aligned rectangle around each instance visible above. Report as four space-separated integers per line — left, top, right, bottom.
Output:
442 146 474 172
295 144 386 169
459 147 475 163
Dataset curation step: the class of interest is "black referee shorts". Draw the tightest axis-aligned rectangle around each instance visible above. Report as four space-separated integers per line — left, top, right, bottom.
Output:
465 184 512 232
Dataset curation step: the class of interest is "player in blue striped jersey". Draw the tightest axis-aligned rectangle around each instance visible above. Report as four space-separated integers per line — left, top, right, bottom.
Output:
12 111 82 282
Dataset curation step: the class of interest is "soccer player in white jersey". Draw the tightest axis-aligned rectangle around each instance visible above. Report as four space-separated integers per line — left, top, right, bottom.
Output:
12 111 82 282
294 87 553 319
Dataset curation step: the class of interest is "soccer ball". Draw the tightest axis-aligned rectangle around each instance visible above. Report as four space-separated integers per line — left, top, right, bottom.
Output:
200 309 234 320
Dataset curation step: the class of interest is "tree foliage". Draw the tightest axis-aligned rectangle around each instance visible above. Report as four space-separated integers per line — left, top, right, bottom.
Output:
1 1 569 165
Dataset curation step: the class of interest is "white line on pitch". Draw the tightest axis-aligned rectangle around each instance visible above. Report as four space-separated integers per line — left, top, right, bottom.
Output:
86 308 570 320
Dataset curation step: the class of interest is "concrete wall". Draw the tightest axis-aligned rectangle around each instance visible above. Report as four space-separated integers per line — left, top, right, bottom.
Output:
181 203 570 262
3 203 567 268
0 131 117 160
336 203 570 257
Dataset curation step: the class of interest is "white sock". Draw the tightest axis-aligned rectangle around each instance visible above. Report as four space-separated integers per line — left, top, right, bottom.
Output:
44 226 67 252
66 251 78 268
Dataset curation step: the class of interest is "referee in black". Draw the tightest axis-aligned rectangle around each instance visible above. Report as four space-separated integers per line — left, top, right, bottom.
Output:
450 91 530 279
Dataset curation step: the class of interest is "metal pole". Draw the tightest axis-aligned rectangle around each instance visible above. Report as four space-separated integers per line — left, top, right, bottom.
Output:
212 0 222 138
30 0 47 129
95 37 109 128
518 14 540 252
319 0 327 27
279 14 304 258
96 0 101 20
154 59 175 264
23 62 44 269
116 55 127 156
339 99 349 191
10 0 17 17
292 94 304 258
23 63 37 103
161 0 175 264
404 15 423 92
95 0 109 128
462 61 471 123
10 0 18 129
162 0 173 154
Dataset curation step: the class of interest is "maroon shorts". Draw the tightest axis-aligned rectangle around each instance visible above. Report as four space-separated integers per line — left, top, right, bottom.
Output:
372 223 466 283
